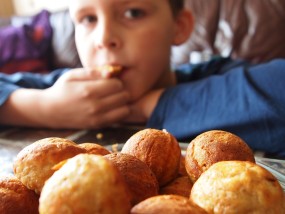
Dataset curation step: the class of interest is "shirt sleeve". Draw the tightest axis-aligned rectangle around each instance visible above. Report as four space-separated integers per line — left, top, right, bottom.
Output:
0 68 70 106
147 59 285 157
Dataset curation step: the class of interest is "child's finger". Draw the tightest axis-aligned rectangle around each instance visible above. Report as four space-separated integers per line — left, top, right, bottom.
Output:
59 68 102 81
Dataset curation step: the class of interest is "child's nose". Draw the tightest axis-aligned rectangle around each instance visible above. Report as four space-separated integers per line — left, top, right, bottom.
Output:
93 20 121 50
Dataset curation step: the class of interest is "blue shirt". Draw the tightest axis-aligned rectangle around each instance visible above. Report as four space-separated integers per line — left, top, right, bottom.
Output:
148 58 285 158
1 58 285 157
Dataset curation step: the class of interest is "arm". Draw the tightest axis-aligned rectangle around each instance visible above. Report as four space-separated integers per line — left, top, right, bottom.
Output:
131 59 285 157
0 69 130 129
0 68 68 106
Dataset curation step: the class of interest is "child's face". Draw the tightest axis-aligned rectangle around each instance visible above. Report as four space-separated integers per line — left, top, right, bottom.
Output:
69 0 182 101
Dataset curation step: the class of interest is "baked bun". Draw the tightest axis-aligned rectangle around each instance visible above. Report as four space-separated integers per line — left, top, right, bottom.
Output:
121 128 181 186
13 137 85 194
39 154 131 214
159 176 193 197
131 194 207 214
78 142 111 155
0 176 39 214
178 155 187 177
185 130 255 182
96 65 122 77
190 161 285 213
105 152 159 205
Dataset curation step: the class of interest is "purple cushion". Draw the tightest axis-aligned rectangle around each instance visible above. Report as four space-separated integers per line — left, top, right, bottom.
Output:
0 10 52 68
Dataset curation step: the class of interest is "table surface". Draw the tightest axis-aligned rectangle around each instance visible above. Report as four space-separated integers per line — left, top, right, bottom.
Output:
0 125 142 176
1 125 285 192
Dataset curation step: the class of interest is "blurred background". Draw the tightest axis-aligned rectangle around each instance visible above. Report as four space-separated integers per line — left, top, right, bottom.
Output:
1 0 68 16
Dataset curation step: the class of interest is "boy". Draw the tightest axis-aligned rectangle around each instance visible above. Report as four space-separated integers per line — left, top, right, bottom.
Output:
1 0 285 157
0 0 192 128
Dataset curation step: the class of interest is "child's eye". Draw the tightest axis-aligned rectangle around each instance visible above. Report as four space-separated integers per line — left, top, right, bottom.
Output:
124 9 146 19
80 15 97 25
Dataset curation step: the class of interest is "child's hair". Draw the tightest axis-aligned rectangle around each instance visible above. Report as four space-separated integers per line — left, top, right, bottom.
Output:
169 0 184 16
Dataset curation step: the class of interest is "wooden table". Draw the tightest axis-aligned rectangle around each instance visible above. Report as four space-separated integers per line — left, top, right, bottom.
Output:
0 125 142 176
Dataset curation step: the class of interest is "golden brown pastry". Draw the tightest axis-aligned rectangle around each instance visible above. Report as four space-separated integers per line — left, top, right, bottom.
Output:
78 142 111 155
131 194 207 214
105 152 159 206
121 128 181 186
190 161 285 213
178 155 187 177
39 154 131 214
95 65 123 77
185 130 255 182
13 137 85 194
159 176 193 197
0 175 39 214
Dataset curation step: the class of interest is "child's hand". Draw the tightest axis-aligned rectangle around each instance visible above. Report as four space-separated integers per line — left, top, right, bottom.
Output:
124 89 164 124
40 68 130 129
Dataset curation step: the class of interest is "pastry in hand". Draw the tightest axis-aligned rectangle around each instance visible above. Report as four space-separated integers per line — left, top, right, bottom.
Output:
13 137 85 194
95 65 123 77
190 161 285 213
0 175 39 214
39 154 131 214
105 152 159 206
185 130 255 182
131 194 207 214
121 128 181 186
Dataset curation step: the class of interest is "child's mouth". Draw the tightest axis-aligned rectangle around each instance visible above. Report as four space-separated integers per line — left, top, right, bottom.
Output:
95 65 124 78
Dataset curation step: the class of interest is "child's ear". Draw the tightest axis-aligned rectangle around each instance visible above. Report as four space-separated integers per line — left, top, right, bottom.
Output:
173 10 194 45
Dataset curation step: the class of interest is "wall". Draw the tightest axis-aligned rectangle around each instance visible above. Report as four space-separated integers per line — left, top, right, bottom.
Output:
1 0 69 16
0 0 15 17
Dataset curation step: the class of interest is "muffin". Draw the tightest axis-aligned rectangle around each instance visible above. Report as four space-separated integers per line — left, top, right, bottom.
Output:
0 175 39 214
178 155 187 177
78 142 111 155
39 154 131 214
190 161 285 213
105 152 159 205
121 128 181 186
131 194 207 214
13 137 85 194
185 130 255 182
159 176 193 197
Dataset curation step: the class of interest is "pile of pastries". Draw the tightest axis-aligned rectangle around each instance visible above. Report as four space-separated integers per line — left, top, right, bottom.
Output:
1 129 285 214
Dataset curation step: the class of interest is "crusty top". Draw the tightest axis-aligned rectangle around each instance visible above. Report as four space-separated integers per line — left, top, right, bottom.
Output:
185 130 255 182
13 137 86 194
190 161 285 213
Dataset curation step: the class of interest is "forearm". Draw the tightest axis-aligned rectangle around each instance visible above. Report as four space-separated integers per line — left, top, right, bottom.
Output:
0 70 133 129
0 88 48 127
0 69 71 127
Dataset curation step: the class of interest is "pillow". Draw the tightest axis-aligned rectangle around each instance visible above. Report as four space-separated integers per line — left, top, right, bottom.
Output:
49 9 81 69
0 10 52 73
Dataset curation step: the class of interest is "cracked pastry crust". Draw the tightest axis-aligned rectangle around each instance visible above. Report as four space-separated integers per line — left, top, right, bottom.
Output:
190 161 285 213
131 194 207 214
121 128 181 187
105 152 159 206
13 137 86 194
39 154 131 214
185 130 255 182
0 176 39 214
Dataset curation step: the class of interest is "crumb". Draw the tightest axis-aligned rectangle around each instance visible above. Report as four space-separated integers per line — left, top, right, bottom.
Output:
112 144 119 153
96 133 103 140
